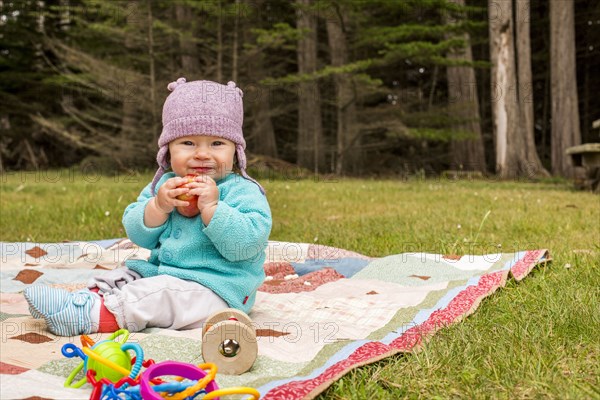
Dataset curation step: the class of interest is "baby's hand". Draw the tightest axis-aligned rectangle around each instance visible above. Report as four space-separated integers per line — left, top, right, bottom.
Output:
186 175 219 213
155 176 193 214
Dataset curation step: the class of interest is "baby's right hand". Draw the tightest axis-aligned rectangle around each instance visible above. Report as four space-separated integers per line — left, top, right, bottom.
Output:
154 176 193 214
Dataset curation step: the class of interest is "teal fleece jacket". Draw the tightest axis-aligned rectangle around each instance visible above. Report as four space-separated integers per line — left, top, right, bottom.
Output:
122 172 272 314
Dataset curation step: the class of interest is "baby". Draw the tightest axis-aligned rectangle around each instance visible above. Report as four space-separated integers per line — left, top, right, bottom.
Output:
24 78 272 336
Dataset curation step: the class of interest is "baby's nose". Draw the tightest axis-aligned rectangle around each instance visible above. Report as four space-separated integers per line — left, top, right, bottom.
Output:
194 147 210 158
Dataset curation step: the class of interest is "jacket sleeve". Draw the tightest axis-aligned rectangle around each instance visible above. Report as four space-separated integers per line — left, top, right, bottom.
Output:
202 180 272 263
122 181 169 250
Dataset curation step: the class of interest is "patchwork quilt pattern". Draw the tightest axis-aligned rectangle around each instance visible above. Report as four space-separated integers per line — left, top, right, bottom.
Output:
0 239 550 399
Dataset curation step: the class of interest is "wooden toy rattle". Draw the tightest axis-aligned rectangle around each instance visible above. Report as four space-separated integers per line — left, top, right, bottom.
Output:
201 308 258 375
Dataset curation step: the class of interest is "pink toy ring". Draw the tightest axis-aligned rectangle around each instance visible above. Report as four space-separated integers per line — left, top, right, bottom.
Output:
139 361 219 400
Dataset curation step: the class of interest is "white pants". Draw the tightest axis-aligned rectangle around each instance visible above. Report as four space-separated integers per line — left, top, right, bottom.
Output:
92 273 228 332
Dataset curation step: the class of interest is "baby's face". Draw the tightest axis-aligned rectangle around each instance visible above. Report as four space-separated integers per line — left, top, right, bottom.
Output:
168 135 236 181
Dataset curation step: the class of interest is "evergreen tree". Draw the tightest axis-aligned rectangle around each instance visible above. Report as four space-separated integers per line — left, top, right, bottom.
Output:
2 0 596 177
550 0 581 177
0 0 70 169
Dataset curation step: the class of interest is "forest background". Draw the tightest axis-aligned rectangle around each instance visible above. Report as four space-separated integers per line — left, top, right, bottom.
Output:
0 0 598 179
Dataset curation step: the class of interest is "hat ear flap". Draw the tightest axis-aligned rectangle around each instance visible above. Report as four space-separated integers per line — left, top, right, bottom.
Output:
151 146 170 195
156 146 169 169
150 166 165 195
235 144 246 170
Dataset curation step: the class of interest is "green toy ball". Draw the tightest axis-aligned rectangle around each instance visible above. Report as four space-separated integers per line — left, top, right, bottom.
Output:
85 341 132 382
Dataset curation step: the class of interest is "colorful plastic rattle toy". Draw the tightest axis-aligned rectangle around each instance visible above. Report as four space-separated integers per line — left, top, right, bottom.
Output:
202 308 258 375
62 329 260 399
91 361 259 400
62 329 143 388
139 361 260 400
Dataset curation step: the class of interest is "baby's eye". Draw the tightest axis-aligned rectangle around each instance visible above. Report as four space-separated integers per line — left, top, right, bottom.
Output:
182 140 194 146
212 141 224 146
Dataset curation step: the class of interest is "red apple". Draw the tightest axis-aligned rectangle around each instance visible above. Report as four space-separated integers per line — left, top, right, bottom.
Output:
176 174 200 217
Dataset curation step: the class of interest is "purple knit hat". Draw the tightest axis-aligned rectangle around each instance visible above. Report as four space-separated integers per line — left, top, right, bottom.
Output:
150 77 263 194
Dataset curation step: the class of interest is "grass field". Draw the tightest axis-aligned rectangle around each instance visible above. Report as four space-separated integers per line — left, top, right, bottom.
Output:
1 170 598 399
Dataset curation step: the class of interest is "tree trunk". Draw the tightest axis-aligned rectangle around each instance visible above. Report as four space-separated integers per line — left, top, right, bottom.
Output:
446 0 486 173
550 0 581 177
58 0 73 115
34 0 45 71
216 0 223 82
147 0 158 142
231 0 240 82
541 67 549 163
246 0 278 158
249 86 278 158
582 55 589 143
59 0 70 31
515 0 549 177
175 3 199 73
296 0 324 173
428 65 439 109
326 4 360 175
488 0 526 178
120 2 139 144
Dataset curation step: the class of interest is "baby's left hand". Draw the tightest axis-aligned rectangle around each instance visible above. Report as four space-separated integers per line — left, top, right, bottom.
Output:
186 175 219 213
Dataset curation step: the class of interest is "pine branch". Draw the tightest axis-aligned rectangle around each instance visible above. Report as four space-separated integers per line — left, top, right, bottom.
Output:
31 113 104 153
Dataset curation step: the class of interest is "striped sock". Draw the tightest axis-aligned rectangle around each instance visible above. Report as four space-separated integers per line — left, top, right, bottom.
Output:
23 286 95 336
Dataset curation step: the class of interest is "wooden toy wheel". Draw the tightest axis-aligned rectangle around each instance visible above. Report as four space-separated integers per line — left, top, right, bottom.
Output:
202 308 255 337
202 320 257 375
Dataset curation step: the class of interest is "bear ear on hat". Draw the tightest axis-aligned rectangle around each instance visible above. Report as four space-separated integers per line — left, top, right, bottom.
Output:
167 77 187 92
227 81 244 98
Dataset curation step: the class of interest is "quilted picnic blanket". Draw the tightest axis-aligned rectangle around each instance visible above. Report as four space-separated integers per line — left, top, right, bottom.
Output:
0 239 550 399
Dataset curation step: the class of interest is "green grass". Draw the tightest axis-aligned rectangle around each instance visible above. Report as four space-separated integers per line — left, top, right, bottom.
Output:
1 170 599 399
